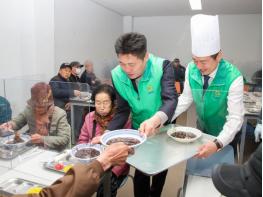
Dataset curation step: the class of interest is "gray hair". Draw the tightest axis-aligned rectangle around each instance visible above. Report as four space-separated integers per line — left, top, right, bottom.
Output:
83 60 93 67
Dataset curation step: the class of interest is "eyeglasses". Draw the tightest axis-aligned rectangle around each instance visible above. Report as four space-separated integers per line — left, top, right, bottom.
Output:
95 100 111 107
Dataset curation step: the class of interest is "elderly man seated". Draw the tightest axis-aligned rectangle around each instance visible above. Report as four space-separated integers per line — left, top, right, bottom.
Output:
49 63 81 111
80 60 101 91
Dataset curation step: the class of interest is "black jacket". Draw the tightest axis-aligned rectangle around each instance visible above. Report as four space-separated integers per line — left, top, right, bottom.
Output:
173 64 186 82
49 74 74 109
80 71 100 91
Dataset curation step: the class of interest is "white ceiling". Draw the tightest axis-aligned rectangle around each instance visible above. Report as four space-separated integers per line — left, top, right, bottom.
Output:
90 0 262 16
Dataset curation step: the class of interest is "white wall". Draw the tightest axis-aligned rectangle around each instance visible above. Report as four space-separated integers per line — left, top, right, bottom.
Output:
123 16 134 33
133 14 262 80
0 0 123 115
0 0 55 116
0 0 55 80
54 0 123 80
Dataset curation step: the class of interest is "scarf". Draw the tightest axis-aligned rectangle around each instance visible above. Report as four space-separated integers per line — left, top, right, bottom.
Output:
94 107 116 133
34 104 55 136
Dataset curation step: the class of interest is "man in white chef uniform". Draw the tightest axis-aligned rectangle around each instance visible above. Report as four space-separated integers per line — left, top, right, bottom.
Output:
172 14 244 158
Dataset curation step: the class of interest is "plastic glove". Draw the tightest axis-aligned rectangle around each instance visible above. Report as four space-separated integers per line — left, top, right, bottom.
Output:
254 123 262 142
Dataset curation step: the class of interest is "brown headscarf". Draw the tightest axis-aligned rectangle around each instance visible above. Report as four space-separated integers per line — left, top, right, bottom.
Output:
27 82 54 136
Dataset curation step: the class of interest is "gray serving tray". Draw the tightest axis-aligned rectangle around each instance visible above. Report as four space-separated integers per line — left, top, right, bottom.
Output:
0 129 13 137
43 150 76 174
0 178 45 196
0 145 33 160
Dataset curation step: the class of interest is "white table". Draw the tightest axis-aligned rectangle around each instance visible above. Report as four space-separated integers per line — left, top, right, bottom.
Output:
125 125 215 197
0 169 54 186
14 148 63 182
127 125 215 175
0 148 64 195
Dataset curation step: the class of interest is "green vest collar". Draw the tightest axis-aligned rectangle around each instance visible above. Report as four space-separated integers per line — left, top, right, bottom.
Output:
191 59 227 88
211 59 227 86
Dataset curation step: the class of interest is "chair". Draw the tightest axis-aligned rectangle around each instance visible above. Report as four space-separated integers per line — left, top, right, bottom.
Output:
239 113 261 164
180 145 234 197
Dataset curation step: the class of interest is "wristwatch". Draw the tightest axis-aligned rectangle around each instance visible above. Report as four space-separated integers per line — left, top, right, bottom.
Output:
213 139 223 150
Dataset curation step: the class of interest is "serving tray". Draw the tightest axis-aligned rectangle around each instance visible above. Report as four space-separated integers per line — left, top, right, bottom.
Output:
0 129 13 137
0 145 33 160
43 150 75 174
0 178 45 196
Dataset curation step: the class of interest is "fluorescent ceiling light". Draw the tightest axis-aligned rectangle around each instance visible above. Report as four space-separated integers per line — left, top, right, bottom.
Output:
189 0 202 10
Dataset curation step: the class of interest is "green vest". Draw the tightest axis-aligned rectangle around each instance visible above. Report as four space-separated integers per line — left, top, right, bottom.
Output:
111 54 164 129
188 59 242 136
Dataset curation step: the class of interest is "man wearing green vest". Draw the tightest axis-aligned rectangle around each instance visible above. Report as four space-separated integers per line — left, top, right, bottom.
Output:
107 32 178 197
172 14 244 158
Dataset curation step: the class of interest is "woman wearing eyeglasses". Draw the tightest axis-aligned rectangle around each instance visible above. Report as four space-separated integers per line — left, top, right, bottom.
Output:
78 84 131 197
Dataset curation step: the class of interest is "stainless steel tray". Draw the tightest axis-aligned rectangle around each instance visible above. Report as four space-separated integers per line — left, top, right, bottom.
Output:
0 145 33 160
0 178 46 196
43 150 76 174
0 128 13 137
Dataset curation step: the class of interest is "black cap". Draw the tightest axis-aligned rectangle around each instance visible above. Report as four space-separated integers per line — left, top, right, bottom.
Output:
70 61 84 68
60 63 71 70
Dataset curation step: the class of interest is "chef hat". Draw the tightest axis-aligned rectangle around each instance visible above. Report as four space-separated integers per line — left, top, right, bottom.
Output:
191 14 220 57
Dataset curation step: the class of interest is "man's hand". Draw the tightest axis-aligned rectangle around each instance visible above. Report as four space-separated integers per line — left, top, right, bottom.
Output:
31 134 44 144
139 115 161 137
196 141 218 158
65 102 71 111
96 142 131 171
74 90 81 97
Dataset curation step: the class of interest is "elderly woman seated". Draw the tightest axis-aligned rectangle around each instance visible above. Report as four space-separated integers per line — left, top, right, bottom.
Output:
0 82 70 150
78 84 131 197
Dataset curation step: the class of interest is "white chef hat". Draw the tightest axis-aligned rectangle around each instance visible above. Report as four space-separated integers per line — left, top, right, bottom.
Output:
191 14 220 57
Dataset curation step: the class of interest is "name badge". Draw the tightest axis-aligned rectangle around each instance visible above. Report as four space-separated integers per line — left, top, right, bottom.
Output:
213 90 221 97
147 85 153 93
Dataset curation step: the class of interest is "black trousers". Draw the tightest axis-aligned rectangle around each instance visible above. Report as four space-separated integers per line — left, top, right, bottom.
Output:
134 169 168 197
96 173 127 197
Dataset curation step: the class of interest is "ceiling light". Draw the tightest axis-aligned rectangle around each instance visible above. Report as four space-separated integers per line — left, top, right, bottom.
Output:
189 0 202 10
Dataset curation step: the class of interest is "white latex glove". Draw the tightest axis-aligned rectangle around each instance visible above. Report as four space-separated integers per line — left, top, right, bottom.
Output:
254 123 262 142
